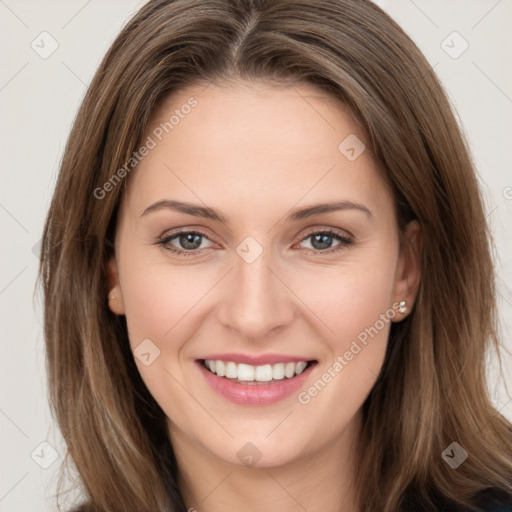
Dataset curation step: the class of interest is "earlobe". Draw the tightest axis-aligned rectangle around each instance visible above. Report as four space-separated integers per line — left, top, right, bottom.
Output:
106 255 125 315
391 220 422 321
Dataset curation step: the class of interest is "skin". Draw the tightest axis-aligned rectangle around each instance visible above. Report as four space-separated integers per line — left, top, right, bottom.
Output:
107 80 421 512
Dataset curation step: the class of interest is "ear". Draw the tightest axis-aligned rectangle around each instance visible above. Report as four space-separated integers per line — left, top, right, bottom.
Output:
391 220 422 321
106 255 125 315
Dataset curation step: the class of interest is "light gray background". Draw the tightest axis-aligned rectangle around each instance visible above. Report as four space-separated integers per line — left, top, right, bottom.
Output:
1 1 511 510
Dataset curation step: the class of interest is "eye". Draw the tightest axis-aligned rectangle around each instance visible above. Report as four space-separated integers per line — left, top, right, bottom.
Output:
157 230 214 256
156 228 353 257
297 229 353 254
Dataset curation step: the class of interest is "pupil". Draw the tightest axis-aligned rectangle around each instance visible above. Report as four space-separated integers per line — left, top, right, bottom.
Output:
180 233 201 250
312 233 332 250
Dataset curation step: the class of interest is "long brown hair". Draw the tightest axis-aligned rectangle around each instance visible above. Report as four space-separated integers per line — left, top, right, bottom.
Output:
39 1 512 510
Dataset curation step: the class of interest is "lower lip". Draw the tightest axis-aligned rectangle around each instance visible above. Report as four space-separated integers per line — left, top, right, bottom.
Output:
197 361 316 406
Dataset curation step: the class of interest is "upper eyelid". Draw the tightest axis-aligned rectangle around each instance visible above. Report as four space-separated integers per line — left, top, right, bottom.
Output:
300 226 353 239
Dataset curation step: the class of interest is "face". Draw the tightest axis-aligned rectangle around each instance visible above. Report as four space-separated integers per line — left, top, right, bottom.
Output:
107 80 421 469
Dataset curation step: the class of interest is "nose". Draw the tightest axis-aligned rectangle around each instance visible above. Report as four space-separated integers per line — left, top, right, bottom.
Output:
217 250 295 340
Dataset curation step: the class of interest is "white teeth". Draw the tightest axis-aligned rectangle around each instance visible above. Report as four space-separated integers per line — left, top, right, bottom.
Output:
295 361 307 375
284 362 296 378
225 361 237 378
216 360 226 377
203 359 311 382
237 363 255 381
272 363 285 380
255 364 273 382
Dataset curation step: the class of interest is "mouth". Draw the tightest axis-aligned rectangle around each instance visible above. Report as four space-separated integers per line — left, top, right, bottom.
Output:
199 359 318 385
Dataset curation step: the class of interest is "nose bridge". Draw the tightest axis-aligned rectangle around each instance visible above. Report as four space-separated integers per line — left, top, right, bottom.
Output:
218 245 294 339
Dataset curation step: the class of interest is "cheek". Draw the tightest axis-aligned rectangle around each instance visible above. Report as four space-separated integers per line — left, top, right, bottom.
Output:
119 254 212 349
289 250 397 405
118 258 212 430
291 252 398 346
291 260 396 441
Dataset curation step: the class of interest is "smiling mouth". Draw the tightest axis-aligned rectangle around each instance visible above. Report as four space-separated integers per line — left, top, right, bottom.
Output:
201 359 317 385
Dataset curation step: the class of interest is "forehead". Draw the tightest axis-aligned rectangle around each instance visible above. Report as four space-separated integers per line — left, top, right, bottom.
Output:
121 80 392 222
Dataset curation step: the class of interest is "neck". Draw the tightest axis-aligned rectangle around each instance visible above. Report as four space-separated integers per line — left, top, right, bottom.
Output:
169 411 362 512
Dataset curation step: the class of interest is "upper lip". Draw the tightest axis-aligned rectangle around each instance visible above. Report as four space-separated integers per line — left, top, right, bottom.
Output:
198 353 316 365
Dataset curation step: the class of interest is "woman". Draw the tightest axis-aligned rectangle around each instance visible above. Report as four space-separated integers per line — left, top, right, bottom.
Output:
39 0 512 511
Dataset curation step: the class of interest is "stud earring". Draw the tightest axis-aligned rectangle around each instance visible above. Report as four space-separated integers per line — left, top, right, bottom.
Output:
398 300 407 314
108 296 116 301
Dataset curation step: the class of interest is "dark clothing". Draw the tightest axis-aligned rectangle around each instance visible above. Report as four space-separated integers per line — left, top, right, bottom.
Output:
70 488 512 511
475 488 512 511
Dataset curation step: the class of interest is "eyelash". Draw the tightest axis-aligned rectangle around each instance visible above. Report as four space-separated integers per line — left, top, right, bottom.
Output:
156 228 353 257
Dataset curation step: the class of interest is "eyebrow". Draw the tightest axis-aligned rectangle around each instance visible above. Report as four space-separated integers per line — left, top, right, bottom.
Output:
140 199 373 223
